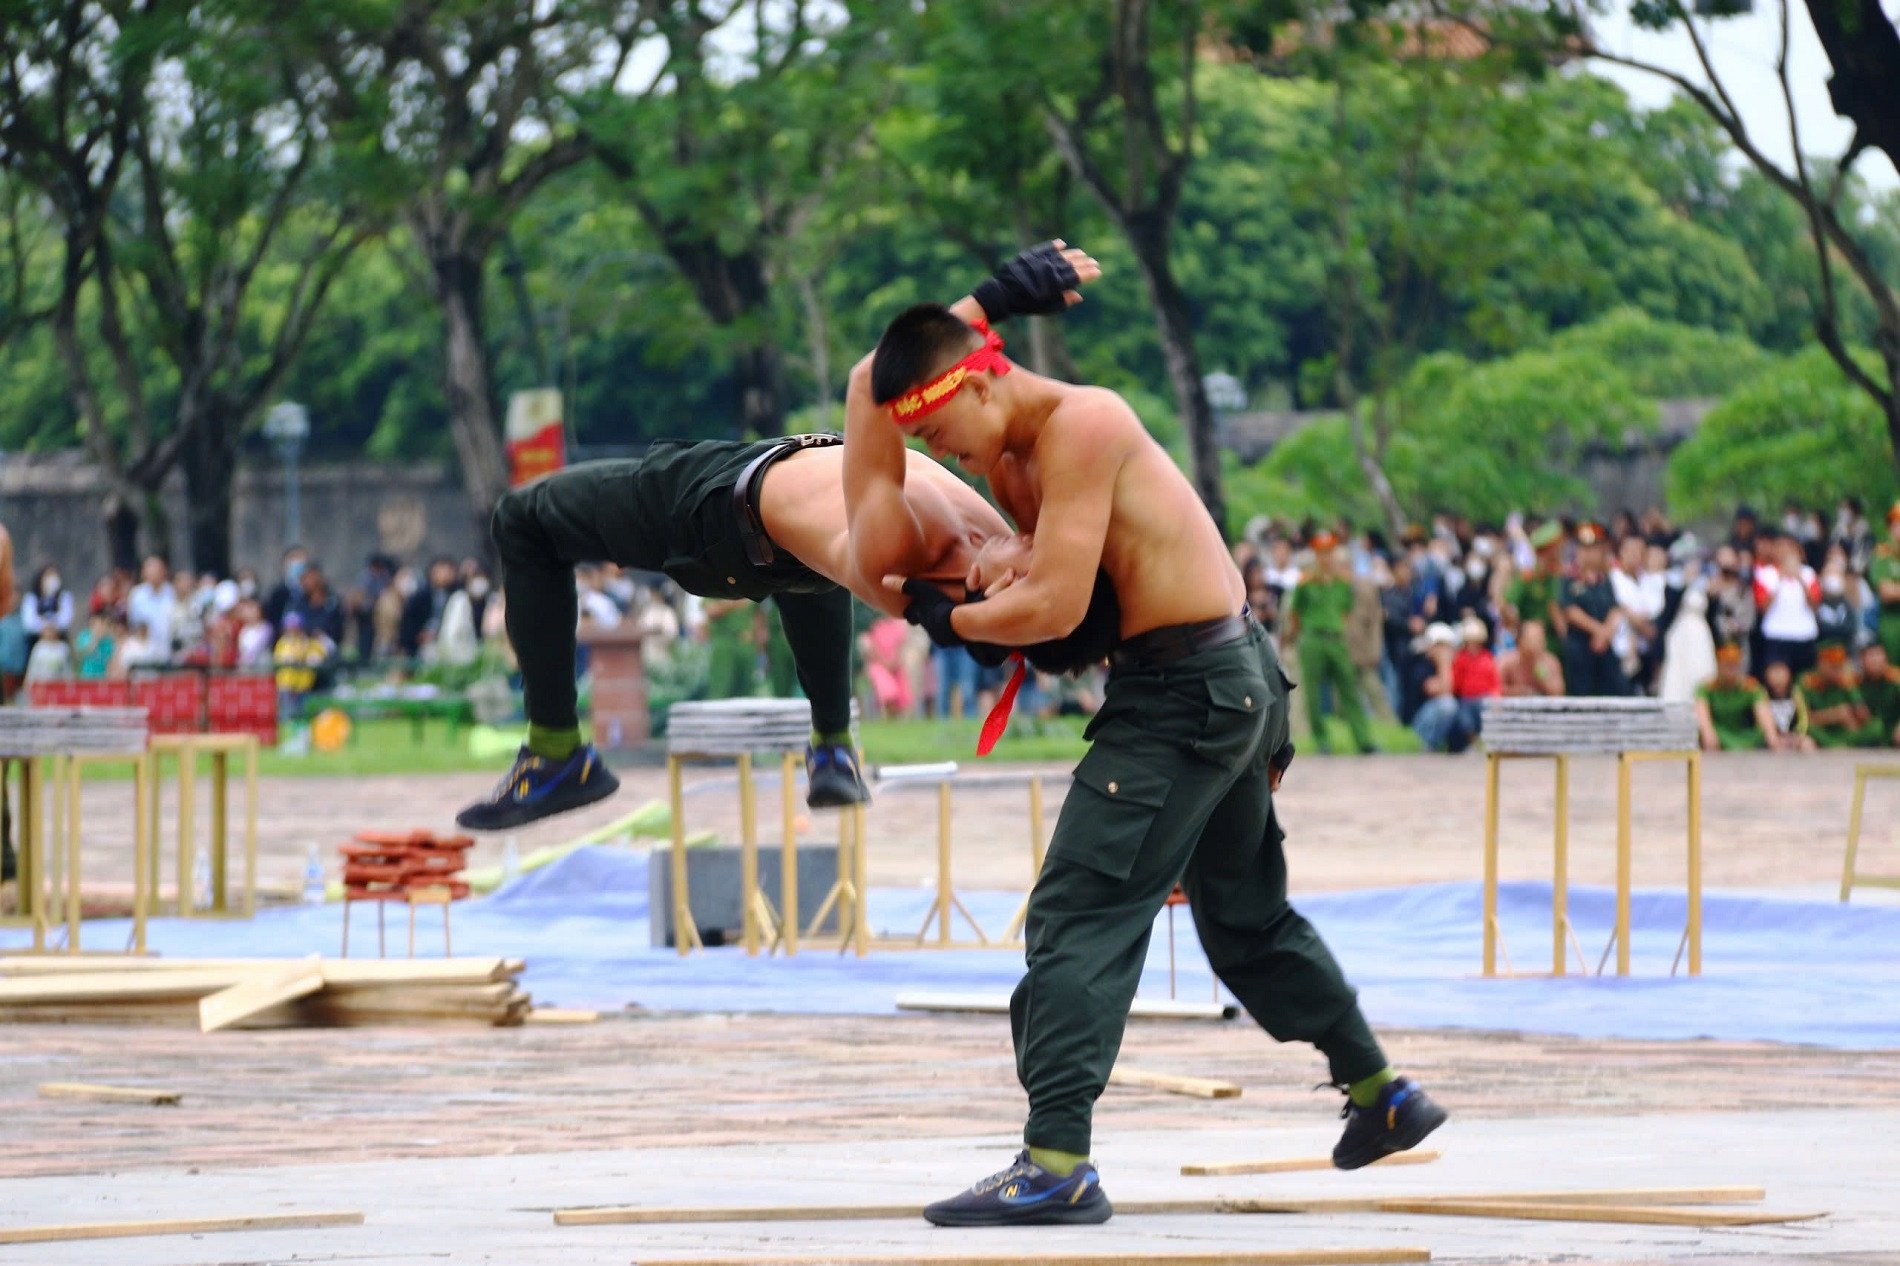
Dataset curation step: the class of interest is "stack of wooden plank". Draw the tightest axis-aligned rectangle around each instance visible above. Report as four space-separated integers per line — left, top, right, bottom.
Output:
667 698 859 756
342 829 474 901
0 957 531 1029
1483 697 1698 754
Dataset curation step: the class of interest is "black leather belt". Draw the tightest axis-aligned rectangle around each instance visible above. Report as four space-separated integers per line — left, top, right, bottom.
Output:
1109 609 1252 670
733 433 844 567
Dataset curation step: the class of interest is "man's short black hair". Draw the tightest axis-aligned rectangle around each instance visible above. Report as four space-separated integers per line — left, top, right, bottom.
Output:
870 303 983 407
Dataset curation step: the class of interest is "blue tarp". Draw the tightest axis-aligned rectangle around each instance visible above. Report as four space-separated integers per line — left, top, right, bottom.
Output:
9 845 1896 1049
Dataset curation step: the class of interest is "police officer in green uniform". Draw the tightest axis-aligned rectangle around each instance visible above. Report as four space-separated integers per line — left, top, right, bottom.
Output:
1506 519 1566 637
1859 642 1900 747
845 251 1444 1229
1694 643 1773 750
1285 532 1376 754
1874 502 1900 664
1802 643 1886 749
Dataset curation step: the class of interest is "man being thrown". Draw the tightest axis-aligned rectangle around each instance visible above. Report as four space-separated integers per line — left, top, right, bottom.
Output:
456 382 1068 829
844 250 1445 1228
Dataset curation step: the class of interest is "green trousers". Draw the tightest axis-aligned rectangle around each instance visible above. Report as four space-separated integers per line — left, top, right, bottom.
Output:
1812 719 1889 749
1297 636 1375 753
1882 613 1900 667
1012 622 1387 1156
1714 725 1766 751
490 444 855 736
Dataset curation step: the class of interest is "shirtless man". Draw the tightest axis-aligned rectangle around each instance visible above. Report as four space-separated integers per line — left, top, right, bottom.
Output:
456 247 1104 831
844 253 1445 1227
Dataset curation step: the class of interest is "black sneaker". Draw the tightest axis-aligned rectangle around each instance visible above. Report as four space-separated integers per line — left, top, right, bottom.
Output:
923 1150 1112 1227
804 741 869 809
1333 1076 1448 1170
455 745 620 832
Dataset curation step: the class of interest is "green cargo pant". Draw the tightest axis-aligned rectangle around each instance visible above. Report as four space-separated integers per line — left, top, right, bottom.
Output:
490 444 854 736
1011 622 1387 1156
1298 636 1375 754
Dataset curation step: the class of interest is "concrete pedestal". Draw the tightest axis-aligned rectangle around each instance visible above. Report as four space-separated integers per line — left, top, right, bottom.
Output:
579 623 649 751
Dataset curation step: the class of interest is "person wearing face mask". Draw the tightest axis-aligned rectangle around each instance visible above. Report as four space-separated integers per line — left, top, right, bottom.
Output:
263 546 309 633
21 565 74 636
433 567 492 669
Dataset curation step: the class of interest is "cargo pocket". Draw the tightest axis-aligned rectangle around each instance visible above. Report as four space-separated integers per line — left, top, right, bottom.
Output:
1049 745 1172 882
1191 673 1268 767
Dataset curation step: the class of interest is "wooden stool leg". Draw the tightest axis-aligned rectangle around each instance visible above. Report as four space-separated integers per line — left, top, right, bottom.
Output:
737 752 759 955
852 803 868 958
1482 754 1500 977
210 751 229 913
65 756 82 952
781 750 798 957
1686 752 1702 976
243 739 259 917
132 756 149 954
177 748 197 917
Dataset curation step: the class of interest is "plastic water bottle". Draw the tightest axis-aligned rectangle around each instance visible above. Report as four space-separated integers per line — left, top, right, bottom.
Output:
302 844 325 905
502 836 521 884
192 845 212 911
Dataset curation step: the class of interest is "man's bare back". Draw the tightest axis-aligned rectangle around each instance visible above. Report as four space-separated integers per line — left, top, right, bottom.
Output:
759 445 1009 617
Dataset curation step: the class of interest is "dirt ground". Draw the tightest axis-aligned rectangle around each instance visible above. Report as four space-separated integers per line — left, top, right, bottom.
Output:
49 747 1897 901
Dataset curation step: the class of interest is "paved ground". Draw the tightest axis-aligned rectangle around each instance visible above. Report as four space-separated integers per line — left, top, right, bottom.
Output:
0 1015 1893 1264
46 748 1900 901
7 752 1896 1263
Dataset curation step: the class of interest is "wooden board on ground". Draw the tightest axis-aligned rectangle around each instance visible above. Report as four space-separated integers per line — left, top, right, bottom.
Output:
895 992 1236 1022
626 1252 1431 1266
0 957 522 984
1374 1199 1822 1227
37 1082 181 1106
1109 1066 1241 1099
553 1185 1768 1227
0 1210 363 1246
524 1008 601 1024
199 957 325 1033
1183 1150 1438 1177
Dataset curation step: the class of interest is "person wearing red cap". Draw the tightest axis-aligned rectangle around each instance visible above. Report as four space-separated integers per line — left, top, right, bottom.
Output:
1285 532 1377 754
1875 501 1900 664
1802 642 1885 748
848 243 1442 1228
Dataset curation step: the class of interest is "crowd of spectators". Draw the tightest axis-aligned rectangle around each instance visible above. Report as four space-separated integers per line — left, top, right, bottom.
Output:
4 494 1897 752
1234 497 1900 755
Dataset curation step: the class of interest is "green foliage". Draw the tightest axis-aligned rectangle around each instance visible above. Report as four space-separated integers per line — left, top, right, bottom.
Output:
1667 347 1900 518
1544 307 1772 398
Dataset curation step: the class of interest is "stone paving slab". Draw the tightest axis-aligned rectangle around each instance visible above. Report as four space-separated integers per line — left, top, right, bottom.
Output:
0 1111 1884 1265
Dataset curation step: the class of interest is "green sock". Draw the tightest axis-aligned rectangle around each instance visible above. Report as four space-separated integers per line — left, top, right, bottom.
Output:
811 729 853 748
1347 1066 1398 1108
1028 1147 1088 1177
527 724 582 761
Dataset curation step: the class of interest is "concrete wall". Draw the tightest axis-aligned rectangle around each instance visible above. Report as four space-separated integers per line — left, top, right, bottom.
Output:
0 453 486 585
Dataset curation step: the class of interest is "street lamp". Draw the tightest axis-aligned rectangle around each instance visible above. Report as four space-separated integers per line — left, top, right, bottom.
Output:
263 400 310 549
1202 371 1246 446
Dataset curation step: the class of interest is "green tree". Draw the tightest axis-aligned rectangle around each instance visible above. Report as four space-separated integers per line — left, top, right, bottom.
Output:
1667 346 1899 518
285 0 650 534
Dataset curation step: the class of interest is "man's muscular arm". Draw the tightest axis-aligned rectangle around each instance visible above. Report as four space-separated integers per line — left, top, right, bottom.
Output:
946 403 1125 646
841 295 994 590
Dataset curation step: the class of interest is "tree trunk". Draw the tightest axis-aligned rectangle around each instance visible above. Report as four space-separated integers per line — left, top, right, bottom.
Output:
732 339 787 438
1125 215 1227 534
181 409 237 577
1800 0 1900 171
432 251 513 541
103 495 140 573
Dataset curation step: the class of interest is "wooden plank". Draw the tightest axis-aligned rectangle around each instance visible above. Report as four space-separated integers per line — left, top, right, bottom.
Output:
37 1082 181 1106
0 969 251 1004
1109 1066 1241 1099
1184 1150 1438 1177
0 1210 363 1246
524 1007 601 1024
1374 1199 1822 1227
199 958 325 1033
0 957 519 985
626 1252 1430 1266
554 1186 1767 1227
895 992 1235 1021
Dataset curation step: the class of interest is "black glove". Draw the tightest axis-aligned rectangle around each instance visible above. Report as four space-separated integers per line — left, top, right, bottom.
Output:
971 242 1079 323
899 579 1014 665
899 579 965 649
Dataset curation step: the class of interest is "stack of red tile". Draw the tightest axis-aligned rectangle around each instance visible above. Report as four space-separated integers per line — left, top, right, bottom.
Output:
340 829 474 902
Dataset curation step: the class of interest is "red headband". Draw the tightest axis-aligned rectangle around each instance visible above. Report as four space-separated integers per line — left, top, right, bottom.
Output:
887 319 1010 424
